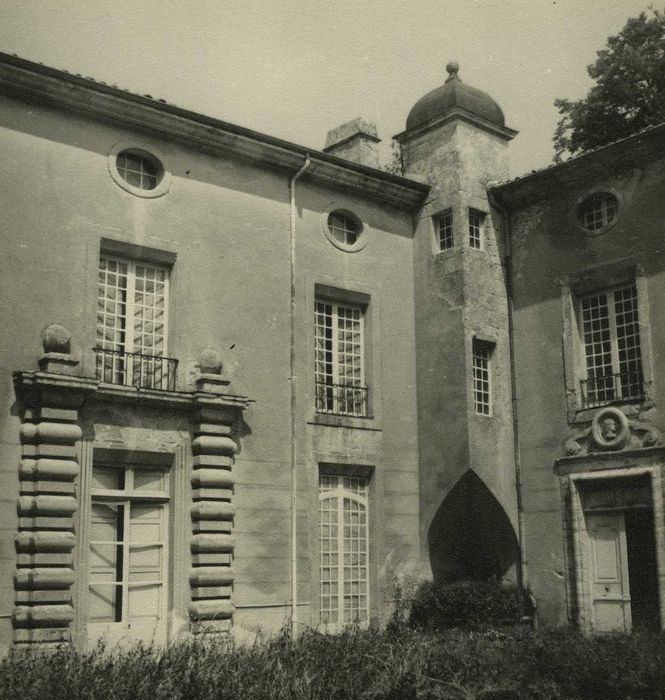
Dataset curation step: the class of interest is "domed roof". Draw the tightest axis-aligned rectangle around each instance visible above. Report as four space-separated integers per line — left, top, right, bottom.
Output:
406 62 505 132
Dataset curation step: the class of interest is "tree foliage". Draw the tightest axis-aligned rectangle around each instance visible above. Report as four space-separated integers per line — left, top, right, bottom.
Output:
554 8 665 161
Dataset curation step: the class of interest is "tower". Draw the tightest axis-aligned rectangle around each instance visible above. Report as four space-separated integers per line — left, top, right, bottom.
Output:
396 63 521 583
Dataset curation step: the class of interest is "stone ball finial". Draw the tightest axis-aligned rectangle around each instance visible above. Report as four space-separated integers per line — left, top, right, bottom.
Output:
41 323 71 354
198 347 223 375
446 61 460 81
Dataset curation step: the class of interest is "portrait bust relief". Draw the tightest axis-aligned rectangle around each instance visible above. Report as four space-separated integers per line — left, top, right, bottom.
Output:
591 406 630 450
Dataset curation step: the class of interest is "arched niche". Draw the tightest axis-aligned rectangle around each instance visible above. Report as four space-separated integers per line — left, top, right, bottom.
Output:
428 470 519 582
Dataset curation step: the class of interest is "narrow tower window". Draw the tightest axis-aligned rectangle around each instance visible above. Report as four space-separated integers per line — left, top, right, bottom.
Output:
468 209 486 250
436 209 454 251
472 339 493 415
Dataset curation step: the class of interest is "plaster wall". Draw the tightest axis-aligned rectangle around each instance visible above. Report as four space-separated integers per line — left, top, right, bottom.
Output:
0 93 421 648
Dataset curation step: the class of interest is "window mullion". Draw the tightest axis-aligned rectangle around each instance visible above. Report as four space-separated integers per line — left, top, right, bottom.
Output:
608 291 621 395
336 484 345 625
331 303 340 386
358 313 365 386
122 497 130 624
126 261 136 354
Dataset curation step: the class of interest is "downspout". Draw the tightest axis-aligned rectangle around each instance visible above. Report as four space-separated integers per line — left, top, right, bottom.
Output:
289 155 311 637
488 189 528 604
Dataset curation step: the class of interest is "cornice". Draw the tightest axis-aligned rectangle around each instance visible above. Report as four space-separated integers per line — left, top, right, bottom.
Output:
0 53 428 211
393 107 518 144
491 123 665 209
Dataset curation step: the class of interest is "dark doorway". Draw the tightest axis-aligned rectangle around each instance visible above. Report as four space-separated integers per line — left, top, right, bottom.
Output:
428 470 519 583
625 509 660 631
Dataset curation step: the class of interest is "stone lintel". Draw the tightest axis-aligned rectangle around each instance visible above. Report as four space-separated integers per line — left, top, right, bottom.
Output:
554 445 665 476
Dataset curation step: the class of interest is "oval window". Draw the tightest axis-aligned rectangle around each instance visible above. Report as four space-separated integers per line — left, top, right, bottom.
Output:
116 149 163 191
327 211 363 248
577 192 619 234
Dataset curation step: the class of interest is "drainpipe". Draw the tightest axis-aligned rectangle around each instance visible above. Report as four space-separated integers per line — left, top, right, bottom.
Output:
289 155 311 637
488 189 528 604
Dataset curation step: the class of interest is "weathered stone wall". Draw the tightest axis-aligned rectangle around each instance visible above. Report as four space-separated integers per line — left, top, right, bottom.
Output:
509 158 665 625
403 118 518 581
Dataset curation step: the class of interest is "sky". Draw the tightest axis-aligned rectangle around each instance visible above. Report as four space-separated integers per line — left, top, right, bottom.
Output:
0 0 658 178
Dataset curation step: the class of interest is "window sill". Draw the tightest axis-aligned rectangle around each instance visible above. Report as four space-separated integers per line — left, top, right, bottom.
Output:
308 413 382 431
569 397 652 424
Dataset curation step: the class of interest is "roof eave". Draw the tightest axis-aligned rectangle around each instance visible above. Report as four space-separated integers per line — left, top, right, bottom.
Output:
0 53 429 211
491 123 665 209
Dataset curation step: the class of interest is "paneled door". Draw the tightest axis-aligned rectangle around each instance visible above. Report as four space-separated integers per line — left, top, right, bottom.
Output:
586 512 631 632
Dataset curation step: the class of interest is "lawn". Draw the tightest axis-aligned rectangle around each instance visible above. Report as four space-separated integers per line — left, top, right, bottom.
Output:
2 625 665 699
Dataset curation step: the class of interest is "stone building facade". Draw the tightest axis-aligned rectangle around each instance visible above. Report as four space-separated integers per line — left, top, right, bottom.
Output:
0 52 664 652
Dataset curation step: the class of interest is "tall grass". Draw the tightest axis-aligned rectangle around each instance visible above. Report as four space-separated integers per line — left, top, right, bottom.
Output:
2 626 665 699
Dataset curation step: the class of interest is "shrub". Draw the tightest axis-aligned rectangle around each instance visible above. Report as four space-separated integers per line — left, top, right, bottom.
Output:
407 580 528 631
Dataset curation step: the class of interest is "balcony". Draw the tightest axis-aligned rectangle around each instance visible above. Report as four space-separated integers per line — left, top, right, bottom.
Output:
315 381 369 418
94 348 178 392
580 370 643 409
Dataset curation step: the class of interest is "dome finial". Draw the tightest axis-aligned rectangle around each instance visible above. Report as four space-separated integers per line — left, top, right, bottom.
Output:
445 61 460 82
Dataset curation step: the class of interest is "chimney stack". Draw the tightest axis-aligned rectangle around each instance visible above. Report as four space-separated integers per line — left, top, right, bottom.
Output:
323 118 381 169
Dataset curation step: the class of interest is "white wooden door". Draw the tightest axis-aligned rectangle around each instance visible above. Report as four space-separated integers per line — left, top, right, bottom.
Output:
586 512 632 632
88 499 168 647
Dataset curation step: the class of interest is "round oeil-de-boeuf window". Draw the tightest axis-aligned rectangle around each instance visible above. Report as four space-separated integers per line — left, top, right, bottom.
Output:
108 145 171 198
116 149 162 191
326 210 364 251
576 192 619 235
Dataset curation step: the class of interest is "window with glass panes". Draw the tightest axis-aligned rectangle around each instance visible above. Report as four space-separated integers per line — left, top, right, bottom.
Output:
577 193 618 233
579 284 642 407
319 474 369 626
468 209 485 250
327 211 361 247
96 256 169 388
436 209 454 251
314 300 367 416
116 151 160 191
472 340 492 415
88 465 169 630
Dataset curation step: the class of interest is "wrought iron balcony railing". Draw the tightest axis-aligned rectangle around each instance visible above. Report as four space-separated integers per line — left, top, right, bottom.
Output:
580 370 643 409
94 348 178 392
315 381 369 418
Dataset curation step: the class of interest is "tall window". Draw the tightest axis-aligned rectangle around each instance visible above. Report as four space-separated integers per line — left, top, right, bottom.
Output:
88 464 169 639
468 209 486 250
436 209 454 251
96 256 175 390
319 474 369 627
580 284 643 407
314 300 368 417
472 340 492 415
